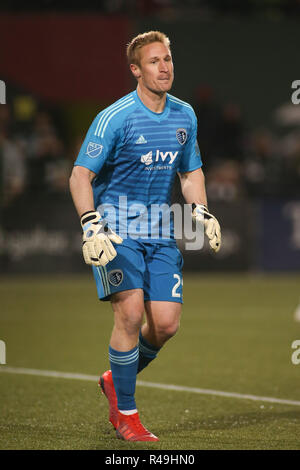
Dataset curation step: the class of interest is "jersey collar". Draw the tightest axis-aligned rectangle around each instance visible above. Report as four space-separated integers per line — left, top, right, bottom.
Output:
133 89 170 122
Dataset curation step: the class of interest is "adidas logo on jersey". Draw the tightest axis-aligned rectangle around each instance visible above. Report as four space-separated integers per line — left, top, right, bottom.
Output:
135 135 147 144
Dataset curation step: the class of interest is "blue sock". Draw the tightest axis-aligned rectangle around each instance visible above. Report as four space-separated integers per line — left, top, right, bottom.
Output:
109 345 139 411
137 330 161 374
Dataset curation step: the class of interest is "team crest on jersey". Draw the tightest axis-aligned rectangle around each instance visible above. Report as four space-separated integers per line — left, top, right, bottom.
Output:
108 269 123 287
176 128 187 145
86 141 103 158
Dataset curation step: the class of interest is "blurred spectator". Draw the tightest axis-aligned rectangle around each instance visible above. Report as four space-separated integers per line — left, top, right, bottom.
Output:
274 101 300 128
193 82 300 201
19 109 69 196
193 84 221 168
243 128 284 198
215 102 245 163
272 100 300 197
206 160 244 202
0 106 26 209
281 133 300 197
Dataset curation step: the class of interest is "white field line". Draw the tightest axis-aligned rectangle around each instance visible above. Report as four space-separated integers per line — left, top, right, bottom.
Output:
1 366 300 407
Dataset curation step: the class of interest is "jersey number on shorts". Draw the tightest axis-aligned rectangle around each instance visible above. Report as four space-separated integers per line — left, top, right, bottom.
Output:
172 274 182 298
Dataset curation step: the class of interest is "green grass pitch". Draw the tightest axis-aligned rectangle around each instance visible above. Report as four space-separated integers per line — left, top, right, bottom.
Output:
1 273 300 450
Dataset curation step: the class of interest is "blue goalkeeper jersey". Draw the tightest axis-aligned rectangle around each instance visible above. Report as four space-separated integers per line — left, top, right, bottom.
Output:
74 89 202 242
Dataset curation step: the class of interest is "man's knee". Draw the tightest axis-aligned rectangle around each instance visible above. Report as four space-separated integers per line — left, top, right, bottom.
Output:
144 301 182 344
156 317 180 341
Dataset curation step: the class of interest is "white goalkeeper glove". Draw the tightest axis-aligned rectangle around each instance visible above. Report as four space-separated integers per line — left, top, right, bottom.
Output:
191 203 221 253
80 211 123 266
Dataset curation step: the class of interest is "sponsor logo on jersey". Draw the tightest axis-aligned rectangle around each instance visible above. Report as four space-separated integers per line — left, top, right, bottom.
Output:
141 151 153 165
135 135 148 144
86 141 103 158
176 128 187 145
141 150 178 166
108 269 123 287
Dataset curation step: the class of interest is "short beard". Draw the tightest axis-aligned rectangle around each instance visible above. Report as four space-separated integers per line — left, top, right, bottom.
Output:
147 81 173 96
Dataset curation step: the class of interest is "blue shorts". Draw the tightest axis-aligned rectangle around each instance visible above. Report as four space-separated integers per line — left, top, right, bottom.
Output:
92 238 184 303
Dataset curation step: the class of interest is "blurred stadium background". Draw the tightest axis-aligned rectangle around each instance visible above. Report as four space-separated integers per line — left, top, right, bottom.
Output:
1 0 300 450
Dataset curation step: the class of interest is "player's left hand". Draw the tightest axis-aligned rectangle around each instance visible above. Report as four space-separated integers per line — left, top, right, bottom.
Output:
191 203 221 253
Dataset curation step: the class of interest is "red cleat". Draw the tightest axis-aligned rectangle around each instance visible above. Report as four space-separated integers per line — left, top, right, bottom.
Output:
116 411 159 442
99 370 118 429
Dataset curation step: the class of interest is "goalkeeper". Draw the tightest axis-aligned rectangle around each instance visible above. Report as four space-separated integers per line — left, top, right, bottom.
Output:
69 30 221 443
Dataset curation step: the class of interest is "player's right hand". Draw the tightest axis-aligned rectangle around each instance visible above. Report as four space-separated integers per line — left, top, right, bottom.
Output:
80 211 123 266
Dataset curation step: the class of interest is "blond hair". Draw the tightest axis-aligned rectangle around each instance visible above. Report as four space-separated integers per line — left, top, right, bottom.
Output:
126 31 171 65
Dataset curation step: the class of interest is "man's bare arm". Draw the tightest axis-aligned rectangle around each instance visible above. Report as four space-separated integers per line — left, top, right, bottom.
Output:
178 167 207 206
69 165 97 218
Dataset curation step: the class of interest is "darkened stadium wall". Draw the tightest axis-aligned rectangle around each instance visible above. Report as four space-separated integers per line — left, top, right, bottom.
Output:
1 15 299 127
0 14 132 102
135 18 300 129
